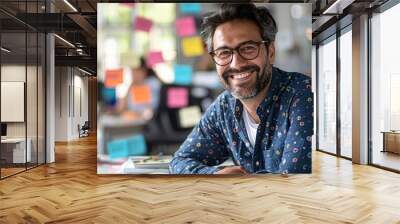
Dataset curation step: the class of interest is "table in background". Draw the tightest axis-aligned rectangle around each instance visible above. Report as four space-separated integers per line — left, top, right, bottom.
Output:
381 131 400 154
1 138 32 164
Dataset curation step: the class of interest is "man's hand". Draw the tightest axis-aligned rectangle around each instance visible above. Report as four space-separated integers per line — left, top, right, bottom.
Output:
215 166 248 174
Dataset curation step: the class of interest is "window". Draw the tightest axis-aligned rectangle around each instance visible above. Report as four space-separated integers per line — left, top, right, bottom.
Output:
339 28 352 158
371 2 400 171
317 36 337 154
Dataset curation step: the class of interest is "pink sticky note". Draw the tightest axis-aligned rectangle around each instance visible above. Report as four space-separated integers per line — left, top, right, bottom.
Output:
135 16 153 32
167 87 189 108
147 51 164 68
120 3 135 8
176 16 196 37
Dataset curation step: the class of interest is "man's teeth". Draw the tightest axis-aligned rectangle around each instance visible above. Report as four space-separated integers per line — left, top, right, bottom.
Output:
231 72 252 79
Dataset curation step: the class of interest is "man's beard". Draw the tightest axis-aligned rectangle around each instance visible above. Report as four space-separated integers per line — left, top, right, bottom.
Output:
220 63 271 100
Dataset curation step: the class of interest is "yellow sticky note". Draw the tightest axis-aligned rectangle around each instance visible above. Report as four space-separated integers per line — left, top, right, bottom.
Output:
120 52 140 68
181 36 204 57
178 106 202 128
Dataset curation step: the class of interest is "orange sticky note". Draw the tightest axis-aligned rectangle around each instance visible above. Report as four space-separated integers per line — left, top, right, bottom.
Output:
105 69 124 88
130 85 152 104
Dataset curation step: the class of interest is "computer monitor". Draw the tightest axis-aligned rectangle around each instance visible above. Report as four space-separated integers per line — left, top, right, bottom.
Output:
1 123 7 137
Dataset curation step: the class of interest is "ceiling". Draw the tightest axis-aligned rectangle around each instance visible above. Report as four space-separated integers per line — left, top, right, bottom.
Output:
310 0 389 43
0 0 394 74
0 0 101 73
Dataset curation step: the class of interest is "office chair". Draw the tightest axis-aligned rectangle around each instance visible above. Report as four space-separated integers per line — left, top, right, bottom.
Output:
79 121 90 138
143 84 215 155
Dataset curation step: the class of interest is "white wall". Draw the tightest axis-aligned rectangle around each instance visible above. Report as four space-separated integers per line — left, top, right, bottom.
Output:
55 67 89 141
1 65 32 137
55 66 68 141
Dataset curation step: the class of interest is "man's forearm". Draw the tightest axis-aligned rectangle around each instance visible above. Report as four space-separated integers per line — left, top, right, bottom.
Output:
169 157 221 174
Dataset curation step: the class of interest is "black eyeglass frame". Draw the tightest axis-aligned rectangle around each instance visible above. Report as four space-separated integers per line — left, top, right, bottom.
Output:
209 40 269 66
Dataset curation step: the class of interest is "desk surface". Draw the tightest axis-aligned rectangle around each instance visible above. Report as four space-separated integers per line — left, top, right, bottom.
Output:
98 156 235 174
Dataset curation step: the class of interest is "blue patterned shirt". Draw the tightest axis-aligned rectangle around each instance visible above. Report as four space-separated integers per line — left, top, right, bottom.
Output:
169 67 313 174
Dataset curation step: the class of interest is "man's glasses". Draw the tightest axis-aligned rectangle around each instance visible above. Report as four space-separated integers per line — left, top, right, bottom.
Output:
209 40 268 66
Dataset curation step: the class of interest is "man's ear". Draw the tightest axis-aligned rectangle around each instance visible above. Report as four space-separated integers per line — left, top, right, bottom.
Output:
268 42 275 64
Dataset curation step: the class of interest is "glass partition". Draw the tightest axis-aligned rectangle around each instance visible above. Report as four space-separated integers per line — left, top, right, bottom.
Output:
1 30 28 177
0 0 46 179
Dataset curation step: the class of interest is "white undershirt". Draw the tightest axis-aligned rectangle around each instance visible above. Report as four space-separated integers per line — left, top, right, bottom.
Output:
242 108 259 147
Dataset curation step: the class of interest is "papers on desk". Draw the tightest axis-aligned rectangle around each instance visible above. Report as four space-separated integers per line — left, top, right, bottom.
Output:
131 156 171 169
123 167 170 174
134 158 170 169
122 156 171 174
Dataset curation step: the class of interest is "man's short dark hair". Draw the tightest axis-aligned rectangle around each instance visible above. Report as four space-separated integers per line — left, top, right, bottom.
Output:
200 3 278 53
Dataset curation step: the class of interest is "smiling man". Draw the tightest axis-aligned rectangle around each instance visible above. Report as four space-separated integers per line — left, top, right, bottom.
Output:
169 3 313 174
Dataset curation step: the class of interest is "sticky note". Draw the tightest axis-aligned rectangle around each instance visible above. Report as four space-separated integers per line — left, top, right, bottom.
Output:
102 88 117 106
174 64 193 85
120 52 140 68
126 134 147 156
180 3 201 14
105 69 124 87
181 36 204 57
135 16 153 32
147 51 164 68
179 106 202 128
107 134 147 159
107 138 129 159
176 16 196 37
120 3 135 8
130 85 152 104
167 87 189 108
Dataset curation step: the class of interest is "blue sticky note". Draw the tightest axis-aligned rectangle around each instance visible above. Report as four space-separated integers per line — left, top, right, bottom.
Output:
107 138 129 159
126 134 147 156
174 64 193 85
180 3 201 14
102 87 117 106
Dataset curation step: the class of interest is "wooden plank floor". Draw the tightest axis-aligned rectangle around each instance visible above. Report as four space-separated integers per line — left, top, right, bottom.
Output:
1 135 400 224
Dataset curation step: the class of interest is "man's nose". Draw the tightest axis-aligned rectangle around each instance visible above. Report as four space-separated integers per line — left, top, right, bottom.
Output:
229 51 247 69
